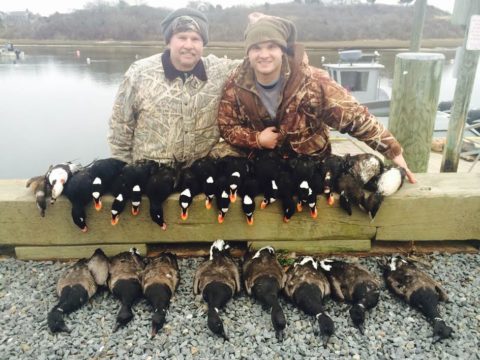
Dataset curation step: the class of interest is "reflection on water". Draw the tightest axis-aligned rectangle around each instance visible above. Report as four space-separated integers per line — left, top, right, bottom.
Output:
0 45 478 178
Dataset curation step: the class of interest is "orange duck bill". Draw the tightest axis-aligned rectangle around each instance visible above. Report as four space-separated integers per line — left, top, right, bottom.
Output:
93 198 102 211
296 202 303 212
111 214 119 226
217 212 225 224
327 193 335 206
205 197 213 209
131 206 140 216
246 214 254 225
310 206 318 219
180 208 188 221
229 190 237 203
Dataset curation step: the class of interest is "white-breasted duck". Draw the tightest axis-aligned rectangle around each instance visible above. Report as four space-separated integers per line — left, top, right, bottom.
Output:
88 158 126 211
145 164 177 230
383 255 453 342
337 173 367 216
284 257 334 347
193 240 240 340
62 169 94 232
320 258 380 334
365 166 407 219
243 246 287 340
254 151 283 209
239 175 260 225
319 154 346 206
46 162 82 203
142 252 180 337
26 174 51 217
108 248 146 331
47 257 97 333
190 157 217 209
345 153 384 186
178 166 201 221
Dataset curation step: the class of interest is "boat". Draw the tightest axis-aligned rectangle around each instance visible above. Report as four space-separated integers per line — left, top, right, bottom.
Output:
0 43 25 60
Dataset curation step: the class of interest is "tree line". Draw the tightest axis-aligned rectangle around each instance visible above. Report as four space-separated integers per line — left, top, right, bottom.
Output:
0 2 462 42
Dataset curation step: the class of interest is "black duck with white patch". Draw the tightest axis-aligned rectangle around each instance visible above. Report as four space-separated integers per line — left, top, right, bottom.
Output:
108 248 146 331
319 154 345 206
365 166 406 219
190 157 217 209
239 175 260 225
288 156 316 214
254 151 282 209
193 240 240 340
215 174 231 224
47 258 97 333
337 173 367 216
216 156 250 203
145 164 177 230
142 252 180 337
88 158 126 211
178 166 201 221
26 174 50 217
62 169 94 232
243 246 287 340
284 257 334 347
277 169 296 222
383 256 453 342
320 259 380 333
128 159 159 216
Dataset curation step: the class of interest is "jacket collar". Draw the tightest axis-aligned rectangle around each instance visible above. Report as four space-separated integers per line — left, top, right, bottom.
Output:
162 49 208 82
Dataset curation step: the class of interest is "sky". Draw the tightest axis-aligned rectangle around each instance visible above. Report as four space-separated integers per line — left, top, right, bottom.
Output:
0 0 455 16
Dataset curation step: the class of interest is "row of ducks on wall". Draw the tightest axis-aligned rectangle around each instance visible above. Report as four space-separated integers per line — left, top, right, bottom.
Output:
28 151 406 232
48 241 452 345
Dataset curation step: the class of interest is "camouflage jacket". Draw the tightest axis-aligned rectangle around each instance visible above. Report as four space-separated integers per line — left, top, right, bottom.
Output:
108 52 239 165
217 45 402 160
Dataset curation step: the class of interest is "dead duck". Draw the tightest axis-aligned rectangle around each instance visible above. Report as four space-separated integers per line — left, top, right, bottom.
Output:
108 248 146 331
129 160 159 216
288 156 317 215
26 174 51 217
47 258 97 333
145 164 177 230
254 151 282 209
216 156 250 203
88 158 126 211
284 257 334 347
320 258 380 334
215 175 231 224
337 173 367 216
190 157 217 209
345 153 384 186
87 248 110 287
142 252 180 338
243 246 287 340
46 162 82 203
109 172 130 226
178 166 201 221
62 169 94 232
365 166 407 219
193 240 240 340
277 169 296 223
319 154 345 206
383 255 453 342
239 175 260 225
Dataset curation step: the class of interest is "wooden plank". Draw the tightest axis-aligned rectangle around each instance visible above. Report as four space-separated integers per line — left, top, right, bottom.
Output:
15 243 147 261
248 239 371 254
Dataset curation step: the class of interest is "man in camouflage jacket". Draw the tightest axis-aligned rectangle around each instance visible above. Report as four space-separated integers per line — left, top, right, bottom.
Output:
108 8 239 165
217 13 416 183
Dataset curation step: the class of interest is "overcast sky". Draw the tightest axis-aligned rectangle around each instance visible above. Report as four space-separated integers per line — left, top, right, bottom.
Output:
1 0 454 16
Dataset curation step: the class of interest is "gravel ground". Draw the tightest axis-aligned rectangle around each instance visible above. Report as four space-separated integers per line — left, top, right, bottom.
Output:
0 253 479 360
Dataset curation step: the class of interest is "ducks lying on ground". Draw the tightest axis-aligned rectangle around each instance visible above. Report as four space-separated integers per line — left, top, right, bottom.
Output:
193 240 240 340
284 257 334 347
142 252 180 337
320 258 380 333
108 248 146 331
243 246 287 340
383 255 453 342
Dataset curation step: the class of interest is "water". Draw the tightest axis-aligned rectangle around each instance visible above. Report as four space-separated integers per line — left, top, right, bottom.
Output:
0 45 479 178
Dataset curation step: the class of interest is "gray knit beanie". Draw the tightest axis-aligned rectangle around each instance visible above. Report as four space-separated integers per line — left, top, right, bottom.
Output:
161 8 209 45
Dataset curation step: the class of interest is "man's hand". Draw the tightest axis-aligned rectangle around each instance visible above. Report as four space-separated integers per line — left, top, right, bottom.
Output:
391 154 417 184
258 126 281 149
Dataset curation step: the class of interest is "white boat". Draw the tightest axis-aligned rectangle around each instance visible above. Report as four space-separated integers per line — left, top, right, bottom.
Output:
0 43 25 59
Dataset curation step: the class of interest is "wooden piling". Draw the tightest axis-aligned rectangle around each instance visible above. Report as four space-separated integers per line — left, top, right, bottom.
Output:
409 0 427 52
388 53 444 172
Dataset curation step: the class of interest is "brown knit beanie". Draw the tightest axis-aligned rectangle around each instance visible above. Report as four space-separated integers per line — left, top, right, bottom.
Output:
244 13 297 53
161 8 209 45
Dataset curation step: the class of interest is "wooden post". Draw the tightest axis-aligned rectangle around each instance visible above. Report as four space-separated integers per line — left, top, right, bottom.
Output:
441 1 480 172
409 0 427 52
388 53 444 172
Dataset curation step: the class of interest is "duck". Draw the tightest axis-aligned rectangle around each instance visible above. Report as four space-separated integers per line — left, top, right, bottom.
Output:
87 248 110 287
254 151 282 209
108 248 146 331
62 169 94 232
47 257 97 333
288 156 316 212
190 157 217 209
365 166 407 219
215 174 231 224
88 158 126 211
383 255 453 342
337 173 367 216
193 240 240 340
276 169 296 222
243 246 287 340
128 159 159 216
319 258 380 334
46 162 82 203
178 166 201 221
284 257 334 347
145 164 177 230
26 174 51 217
239 175 260 225
344 153 384 186
109 172 130 226
142 252 180 338
319 154 346 206
216 156 250 203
